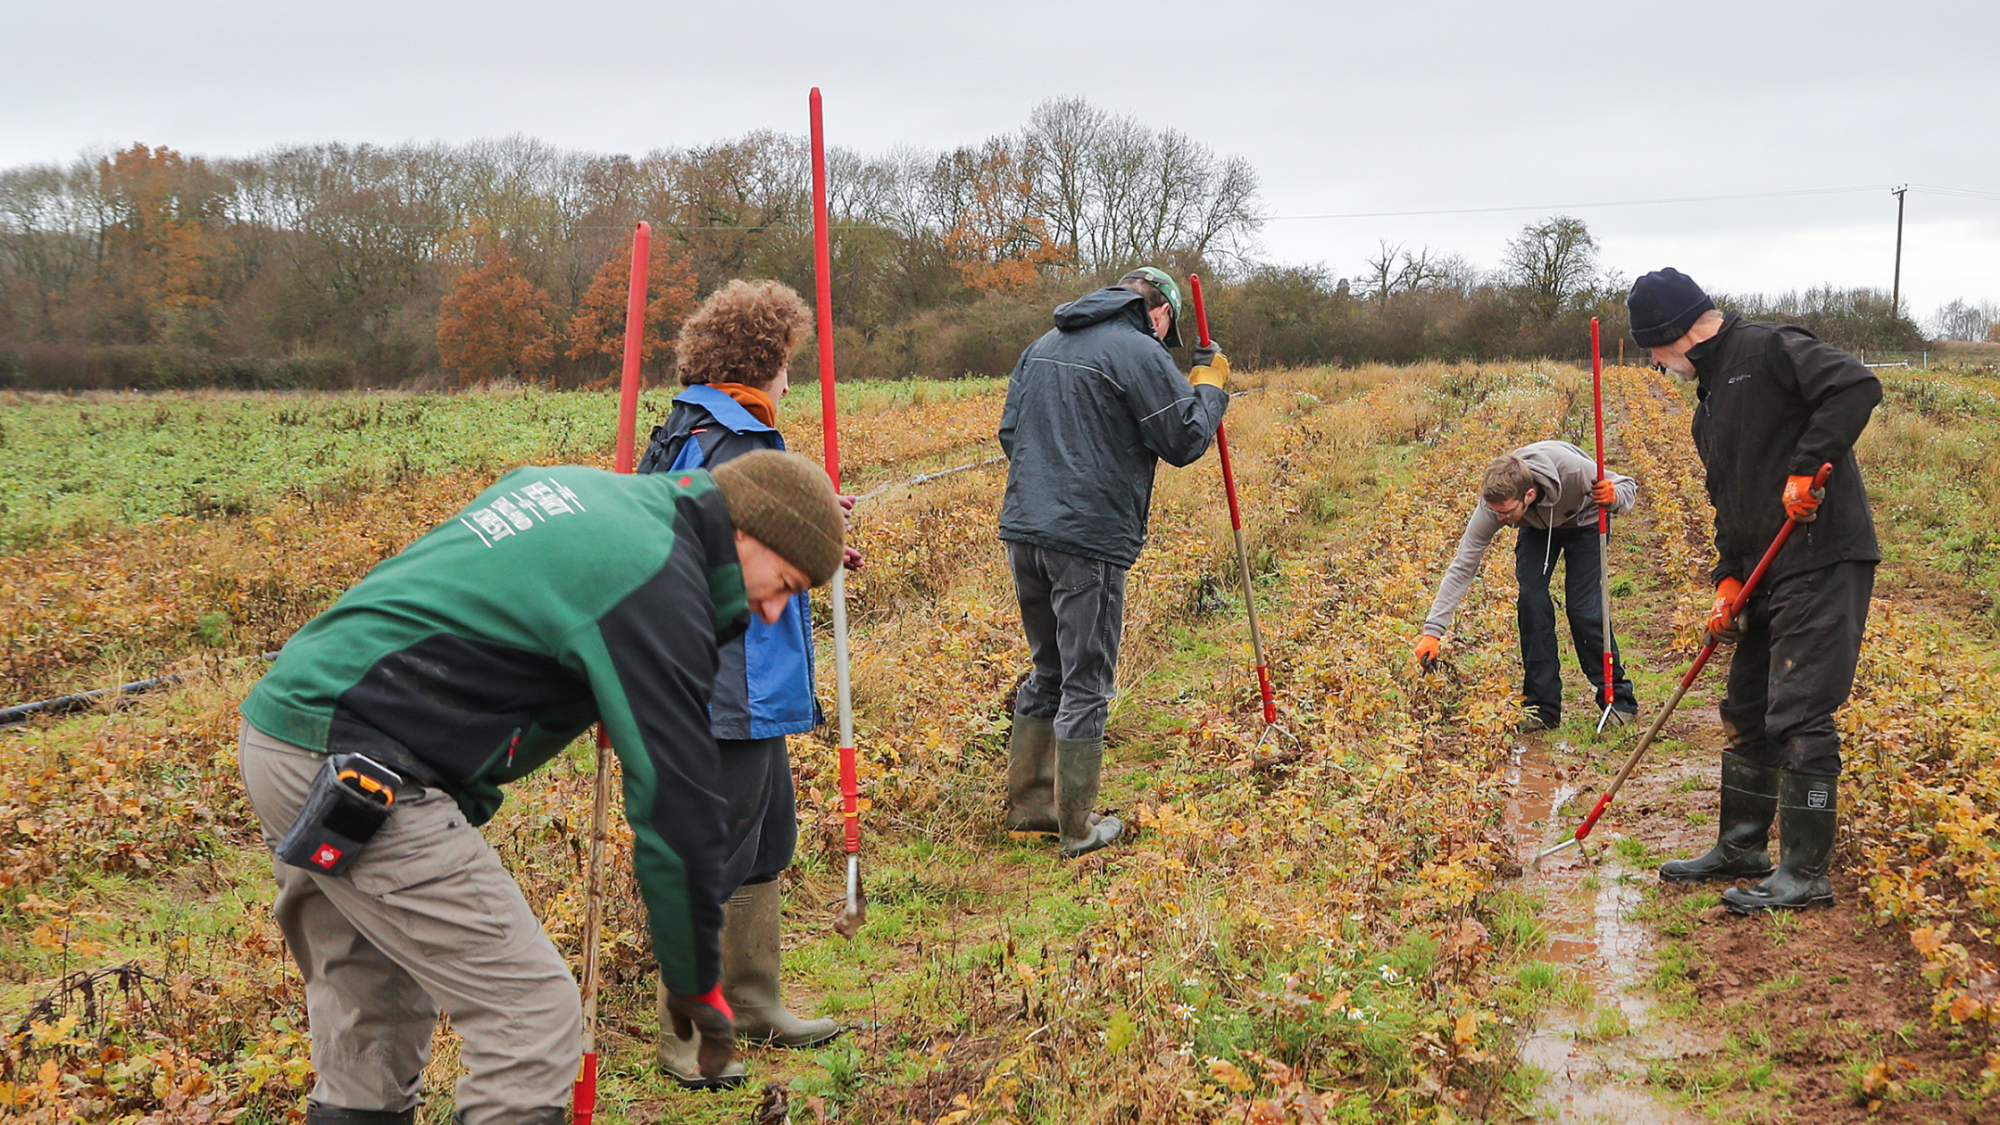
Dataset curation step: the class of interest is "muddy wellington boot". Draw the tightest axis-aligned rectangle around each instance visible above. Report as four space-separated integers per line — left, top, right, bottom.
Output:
1005 713 1059 837
722 881 841 1048
1723 771 1837 914
1054 737 1123 859
1658 752 1778 884
655 980 747 1090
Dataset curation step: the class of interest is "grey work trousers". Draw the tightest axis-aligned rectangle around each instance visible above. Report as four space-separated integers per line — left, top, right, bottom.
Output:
1720 560 1875 777
236 721 580 1125
1006 541 1128 741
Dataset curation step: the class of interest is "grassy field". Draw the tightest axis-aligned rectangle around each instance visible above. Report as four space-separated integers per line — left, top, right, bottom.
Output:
3 362 1999 1123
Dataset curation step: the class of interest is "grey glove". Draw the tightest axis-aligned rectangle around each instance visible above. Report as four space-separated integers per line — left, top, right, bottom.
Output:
1192 341 1220 368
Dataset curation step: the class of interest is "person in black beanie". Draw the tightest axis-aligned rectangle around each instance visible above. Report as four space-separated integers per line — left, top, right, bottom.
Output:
1626 268 1881 914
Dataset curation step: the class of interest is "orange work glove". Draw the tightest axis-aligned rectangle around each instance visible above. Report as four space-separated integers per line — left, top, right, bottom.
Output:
1705 576 1746 644
1591 478 1617 506
1414 634 1442 669
1782 474 1825 522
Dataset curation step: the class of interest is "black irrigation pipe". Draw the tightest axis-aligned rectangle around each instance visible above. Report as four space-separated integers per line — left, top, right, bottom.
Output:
1 653 280 727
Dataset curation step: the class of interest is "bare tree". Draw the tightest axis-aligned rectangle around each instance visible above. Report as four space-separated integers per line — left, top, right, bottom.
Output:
1928 298 2000 342
1361 241 1462 306
1504 214 1599 320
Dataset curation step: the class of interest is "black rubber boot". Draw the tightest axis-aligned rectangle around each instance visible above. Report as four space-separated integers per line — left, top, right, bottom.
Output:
1005 714 1058 836
1054 737 1122 859
1659 753 1777 884
1723 772 1837 914
307 1105 414 1125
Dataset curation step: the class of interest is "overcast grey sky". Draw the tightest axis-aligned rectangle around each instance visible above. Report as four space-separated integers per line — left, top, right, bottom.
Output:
7 0 1995 322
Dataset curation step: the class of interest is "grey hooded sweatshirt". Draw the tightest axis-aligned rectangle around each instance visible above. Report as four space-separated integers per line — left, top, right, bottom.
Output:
1421 440 1637 638
998 287 1229 568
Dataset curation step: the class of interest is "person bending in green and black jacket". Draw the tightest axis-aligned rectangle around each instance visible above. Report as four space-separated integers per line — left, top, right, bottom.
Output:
236 451 844 1125
1627 268 1881 915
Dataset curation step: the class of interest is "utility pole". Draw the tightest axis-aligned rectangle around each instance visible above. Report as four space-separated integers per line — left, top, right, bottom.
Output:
1892 185 1908 316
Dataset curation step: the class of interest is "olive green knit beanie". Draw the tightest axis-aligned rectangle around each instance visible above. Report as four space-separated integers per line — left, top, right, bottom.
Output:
709 450 845 586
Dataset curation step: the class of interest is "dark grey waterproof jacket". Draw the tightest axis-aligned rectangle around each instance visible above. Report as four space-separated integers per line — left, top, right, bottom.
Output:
1687 314 1881 585
998 287 1229 568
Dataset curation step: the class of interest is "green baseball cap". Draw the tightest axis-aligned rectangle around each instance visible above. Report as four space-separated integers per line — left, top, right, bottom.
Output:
1120 266 1185 346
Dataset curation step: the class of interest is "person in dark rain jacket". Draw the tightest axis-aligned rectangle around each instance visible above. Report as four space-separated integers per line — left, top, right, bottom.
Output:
997 267 1230 858
1627 267 1881 915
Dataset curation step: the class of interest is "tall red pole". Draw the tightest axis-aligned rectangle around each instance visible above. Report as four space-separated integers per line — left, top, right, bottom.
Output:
812 88 865 935
615 221 651 474
575 220 650 1125
1189 274 1277 727
1592 316 1613 716
812 93 842 493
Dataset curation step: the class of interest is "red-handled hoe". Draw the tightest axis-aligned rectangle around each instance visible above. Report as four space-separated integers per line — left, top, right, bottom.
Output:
811 88 866 938
1534 461 1834 868
1186 274 1292 755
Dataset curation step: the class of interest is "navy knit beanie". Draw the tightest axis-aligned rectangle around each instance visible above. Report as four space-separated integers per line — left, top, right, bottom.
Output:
1626 268 1716 348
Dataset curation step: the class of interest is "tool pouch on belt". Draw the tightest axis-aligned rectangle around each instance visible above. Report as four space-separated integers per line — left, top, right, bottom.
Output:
277 754 404 876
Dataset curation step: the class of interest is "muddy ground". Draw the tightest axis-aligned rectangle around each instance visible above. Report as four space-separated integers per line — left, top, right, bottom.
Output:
1506 692 1997 1123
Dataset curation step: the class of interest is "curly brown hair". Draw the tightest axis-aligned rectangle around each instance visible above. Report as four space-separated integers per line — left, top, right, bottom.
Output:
675 279 813 388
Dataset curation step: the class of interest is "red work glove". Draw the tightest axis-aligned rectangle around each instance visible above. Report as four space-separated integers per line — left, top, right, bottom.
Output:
1705 577 1746 645
1592 479 1617 506
664 984 736 1078
1414 634 1442 669
1782 474 1825 522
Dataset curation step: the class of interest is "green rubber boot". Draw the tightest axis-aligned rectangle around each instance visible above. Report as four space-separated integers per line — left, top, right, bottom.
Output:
1005 713 1059 837
655 980 747 1090
722 881 841 1048
1723 772 1837 914
1658 753 1777 883
1054 737 1122 859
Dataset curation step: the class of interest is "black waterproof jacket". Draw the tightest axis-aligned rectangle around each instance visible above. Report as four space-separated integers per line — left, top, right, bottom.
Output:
997 288 1229 568
1687 314 1881 585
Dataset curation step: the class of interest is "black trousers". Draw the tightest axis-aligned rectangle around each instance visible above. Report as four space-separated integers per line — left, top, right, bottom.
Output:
1721 560 1874 777
716 735 799 890
1515 525 1637 724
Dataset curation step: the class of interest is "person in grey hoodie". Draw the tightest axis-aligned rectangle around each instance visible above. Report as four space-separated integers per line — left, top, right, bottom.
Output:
998 266 1229 857
1415 440 1639 732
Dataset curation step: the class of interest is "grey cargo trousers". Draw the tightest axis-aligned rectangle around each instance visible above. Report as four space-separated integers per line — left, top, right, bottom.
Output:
237 721 580 1124
1006 541 1128 741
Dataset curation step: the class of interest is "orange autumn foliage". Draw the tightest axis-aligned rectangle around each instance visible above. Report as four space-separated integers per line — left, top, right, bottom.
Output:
436 245 555 385
565 242 698 369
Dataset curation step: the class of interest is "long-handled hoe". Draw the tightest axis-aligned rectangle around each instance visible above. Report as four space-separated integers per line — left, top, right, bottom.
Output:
1534 462 1833 868
573 219 653 1125
1590 318 1620 738
1186 274 1295 758
812 88 866 937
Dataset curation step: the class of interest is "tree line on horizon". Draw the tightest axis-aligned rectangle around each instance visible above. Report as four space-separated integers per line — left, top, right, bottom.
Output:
0 99 1950 392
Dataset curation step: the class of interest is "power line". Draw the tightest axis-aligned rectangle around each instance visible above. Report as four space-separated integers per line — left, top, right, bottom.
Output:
1909 183 2000 202
1263 185 1896 222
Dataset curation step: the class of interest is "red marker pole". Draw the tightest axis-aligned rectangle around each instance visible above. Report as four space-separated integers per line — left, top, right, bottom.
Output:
1188 274 1276 728
575 220 651 1125
812 88 865 937
1592 317 1616 733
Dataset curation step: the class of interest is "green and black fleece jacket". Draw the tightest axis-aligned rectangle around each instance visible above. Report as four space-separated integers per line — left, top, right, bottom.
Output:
241 464 749 996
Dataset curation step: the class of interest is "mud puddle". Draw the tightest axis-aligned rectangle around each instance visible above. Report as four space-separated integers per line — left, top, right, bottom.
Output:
1507 738 1701 1123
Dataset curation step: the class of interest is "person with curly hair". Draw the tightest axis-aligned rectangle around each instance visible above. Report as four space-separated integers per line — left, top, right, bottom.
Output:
635 279 853 1089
